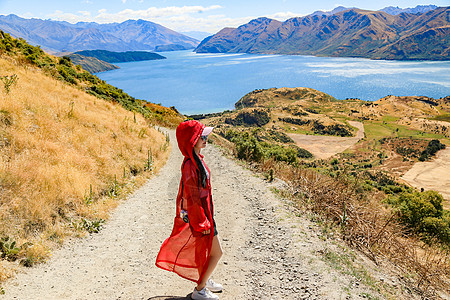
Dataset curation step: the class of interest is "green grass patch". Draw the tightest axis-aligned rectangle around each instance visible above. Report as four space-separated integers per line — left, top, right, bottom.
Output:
382 115 400 123
322 246 378 289
364 120 446 140
430 114 450 122
364 121 394 139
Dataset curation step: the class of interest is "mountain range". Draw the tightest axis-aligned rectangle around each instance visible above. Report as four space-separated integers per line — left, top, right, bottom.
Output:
195 6 450 60
309 4 438 16
0 14 199 53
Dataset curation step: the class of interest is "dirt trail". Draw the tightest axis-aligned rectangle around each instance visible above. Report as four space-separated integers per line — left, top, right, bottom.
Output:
3 129 388 300
401 147 450 209
288 121 365 159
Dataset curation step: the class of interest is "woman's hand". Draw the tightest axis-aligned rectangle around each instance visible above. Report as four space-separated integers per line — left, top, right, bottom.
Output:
202 229 210 235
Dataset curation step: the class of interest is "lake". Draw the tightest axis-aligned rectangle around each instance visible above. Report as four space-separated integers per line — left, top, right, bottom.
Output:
96 50 450 115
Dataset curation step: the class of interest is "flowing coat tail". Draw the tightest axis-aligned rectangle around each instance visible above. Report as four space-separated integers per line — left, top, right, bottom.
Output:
155 120 214 284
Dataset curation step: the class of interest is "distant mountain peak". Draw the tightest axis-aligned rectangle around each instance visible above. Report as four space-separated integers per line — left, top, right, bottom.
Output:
0 14 199 52
310 6 357 16
380 4 438 15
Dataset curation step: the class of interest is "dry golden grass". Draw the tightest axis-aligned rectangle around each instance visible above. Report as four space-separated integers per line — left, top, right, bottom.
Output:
0 56 170 278
258 159 450 298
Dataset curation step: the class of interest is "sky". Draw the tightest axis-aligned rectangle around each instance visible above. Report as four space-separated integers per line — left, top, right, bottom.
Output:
0 0 449 33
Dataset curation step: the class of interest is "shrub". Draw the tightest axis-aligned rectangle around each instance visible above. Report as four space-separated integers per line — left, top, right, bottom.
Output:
290 145 313 158
232 132 264 162
419 139 446 161
57 65 78 85
262 143 297 164
224 129 304 164
267 129 294 143
330 158 339 165
397 191 442 227
312 121 352 137
279 117 310 126
1 74 18 94
389 190 449 244
225 109 270 127
58 56 72 67
420 217 450 244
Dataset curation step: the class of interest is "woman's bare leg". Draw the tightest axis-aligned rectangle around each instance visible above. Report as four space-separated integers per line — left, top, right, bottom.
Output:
196 235 223 290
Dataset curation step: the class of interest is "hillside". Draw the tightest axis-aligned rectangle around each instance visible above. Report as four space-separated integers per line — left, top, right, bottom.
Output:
67 50 166 73
193 87 450 297
0 30 183 281
194 87 450 204
67 53 119 73
71 50 166 63
201 87 450 138
0 14 199 53
195 6 450 60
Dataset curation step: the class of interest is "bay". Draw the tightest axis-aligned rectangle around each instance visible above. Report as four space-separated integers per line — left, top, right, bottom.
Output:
96 50 450 115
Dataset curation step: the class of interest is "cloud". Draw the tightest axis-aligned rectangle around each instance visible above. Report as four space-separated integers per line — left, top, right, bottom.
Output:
78 11 91 17
267 11 303 20
163 14 255 33
47 5 259 33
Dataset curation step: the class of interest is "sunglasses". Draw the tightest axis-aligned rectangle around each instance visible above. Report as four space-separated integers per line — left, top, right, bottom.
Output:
201 135 208 141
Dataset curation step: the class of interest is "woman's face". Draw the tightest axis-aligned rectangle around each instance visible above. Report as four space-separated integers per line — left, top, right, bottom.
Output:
194 135 207 152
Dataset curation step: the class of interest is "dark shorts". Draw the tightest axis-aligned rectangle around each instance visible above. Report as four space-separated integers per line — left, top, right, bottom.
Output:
213 218 218 236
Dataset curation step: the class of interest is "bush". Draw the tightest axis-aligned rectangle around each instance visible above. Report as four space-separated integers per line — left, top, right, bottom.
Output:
420 217 450 244
267 129 294 143
224 130 303 164
57 65 78 85
58 56 72 67
382 184 405 194
398 191 442 227
262 143 297 164
225 110 270 127
389 190 449 245
419 139 446 161
232 132 264 162
290 145 313 158
279 117 310 126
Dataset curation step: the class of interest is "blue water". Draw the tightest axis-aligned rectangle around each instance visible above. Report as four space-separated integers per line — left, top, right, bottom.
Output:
96 50 450 115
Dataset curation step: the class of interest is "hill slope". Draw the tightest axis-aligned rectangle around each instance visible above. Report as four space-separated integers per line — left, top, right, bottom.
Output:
193 87 450 297
71 50 166 63
1 131 398 299
0 30 183 280
0 14 199 53
195 7 450 60
67 53 119 73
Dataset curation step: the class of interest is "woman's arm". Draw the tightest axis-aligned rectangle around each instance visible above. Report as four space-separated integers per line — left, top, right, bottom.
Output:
183 160 211 233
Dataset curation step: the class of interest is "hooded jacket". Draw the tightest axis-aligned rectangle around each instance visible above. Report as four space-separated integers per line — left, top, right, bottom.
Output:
155 120 214 284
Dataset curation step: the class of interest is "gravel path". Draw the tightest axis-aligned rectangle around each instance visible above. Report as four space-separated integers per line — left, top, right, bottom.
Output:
2 129 385 300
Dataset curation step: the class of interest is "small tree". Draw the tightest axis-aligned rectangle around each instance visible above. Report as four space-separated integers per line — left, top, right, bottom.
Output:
1 74 18 94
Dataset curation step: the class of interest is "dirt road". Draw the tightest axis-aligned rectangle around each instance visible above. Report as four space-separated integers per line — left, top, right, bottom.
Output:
288 121 365 159
401 147 450 209
2 129 388 300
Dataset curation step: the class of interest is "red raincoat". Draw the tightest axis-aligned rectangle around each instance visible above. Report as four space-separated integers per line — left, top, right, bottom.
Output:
155 120 214 284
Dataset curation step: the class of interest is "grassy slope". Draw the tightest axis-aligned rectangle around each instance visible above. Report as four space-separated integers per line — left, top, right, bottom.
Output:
0 34 182 280
199 87 450 297
68 53 119 73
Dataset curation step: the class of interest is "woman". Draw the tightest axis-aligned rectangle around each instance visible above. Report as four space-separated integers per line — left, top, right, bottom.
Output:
156 120 223 300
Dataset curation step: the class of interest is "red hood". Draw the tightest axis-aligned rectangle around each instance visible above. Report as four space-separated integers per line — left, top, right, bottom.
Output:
176 120 205 169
